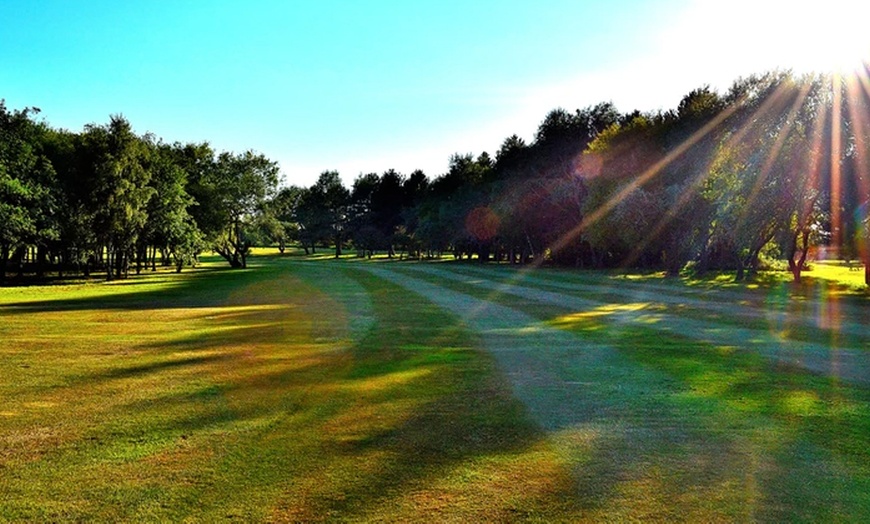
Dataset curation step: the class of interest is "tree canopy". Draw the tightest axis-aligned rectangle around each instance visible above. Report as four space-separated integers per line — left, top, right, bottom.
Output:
3 66 870 285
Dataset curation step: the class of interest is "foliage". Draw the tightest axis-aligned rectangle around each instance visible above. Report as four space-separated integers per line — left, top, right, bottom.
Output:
5 66 870 285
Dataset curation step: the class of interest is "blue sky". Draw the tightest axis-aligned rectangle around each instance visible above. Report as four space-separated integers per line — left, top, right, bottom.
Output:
2 0 868 186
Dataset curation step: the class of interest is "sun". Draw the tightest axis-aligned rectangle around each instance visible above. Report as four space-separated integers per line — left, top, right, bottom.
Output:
766 1 870 74
791 9 870 74
670 0 870 78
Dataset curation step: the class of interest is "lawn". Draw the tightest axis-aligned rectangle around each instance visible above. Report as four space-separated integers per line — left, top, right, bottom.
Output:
2 253 869 521
0 256 574 521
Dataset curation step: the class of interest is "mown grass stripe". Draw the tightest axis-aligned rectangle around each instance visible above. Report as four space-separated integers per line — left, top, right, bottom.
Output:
373 263 870 520
1 256 585 521
442 263 870 348
400 264 870 385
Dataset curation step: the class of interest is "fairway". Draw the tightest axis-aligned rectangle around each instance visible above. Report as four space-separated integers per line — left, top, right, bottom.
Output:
2 256 870 521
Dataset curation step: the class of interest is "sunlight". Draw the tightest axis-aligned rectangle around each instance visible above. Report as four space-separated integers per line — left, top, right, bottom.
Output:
551 303 656 325
788 11 869 75
548 103 742 257
736 82 813 233
845 71 870 265
342 368 434 393
674 0 870 76
782 390 822 417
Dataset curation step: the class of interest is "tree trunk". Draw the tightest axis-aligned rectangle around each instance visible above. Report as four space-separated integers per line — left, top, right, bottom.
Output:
787 229 810 284
0 244 8 284
36 246 46 279
115 249 124 279
106 248 114 281
14 246 25 279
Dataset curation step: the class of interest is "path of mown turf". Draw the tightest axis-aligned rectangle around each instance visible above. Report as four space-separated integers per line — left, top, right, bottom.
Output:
407 265 870 386
363 266 759 519
362 264 870 521
366 265 634 431
450 264 870 342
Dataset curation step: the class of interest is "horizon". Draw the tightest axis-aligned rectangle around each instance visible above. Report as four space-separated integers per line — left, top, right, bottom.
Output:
3 0 868 187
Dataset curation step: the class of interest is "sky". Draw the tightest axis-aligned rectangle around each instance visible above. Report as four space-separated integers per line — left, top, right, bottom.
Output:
2 0 869 187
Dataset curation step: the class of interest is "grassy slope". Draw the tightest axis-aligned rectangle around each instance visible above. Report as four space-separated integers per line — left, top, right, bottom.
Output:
0 256 577 521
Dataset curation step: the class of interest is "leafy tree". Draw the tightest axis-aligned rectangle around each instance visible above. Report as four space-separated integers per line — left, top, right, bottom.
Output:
1 103 65 282
138 141 201 272
297 171 349 258
80 115 154 279
348 173 382 257
207 151 279 268
371 169 406 257
399 169 429 257
266 185 305 253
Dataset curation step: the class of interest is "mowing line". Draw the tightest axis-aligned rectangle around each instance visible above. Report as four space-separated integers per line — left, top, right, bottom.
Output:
402 265 870 386
447 264 870 343
360 263 870 520
360 265 789 520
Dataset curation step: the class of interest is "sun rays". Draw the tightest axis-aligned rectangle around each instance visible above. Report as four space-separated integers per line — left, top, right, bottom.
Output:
461 62 870 305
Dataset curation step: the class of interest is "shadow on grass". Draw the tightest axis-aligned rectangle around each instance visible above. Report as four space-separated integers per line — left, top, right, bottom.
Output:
392 264 870 520
0 264 262 314
5 262 581 521
15 256 869 519
99 354 229 380
551 310 870 520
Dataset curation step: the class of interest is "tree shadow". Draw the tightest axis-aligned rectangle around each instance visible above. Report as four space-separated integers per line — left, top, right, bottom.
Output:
67 266 586 520
0 264 262 314
384 263 870 519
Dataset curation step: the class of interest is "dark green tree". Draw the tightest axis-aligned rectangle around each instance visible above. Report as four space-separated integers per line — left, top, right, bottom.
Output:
207 151 280 268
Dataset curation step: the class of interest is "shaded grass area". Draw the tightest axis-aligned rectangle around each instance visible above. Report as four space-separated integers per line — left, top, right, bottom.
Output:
437 263 870 354
0 257 578 521
391 263 870 521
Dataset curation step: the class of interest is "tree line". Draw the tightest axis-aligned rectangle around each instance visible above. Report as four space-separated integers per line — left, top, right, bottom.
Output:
1 105 278 283
279 71 870 285
3 69 869 285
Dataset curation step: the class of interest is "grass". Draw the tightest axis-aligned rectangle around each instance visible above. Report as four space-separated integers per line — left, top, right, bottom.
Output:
806 260 868 291
3 252 870 521
0 255 577 521
384 261 870 521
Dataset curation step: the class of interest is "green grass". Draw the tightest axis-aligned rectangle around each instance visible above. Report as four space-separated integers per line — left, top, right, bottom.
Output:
3 253 870 521
387 261 870 521
0 255 577 521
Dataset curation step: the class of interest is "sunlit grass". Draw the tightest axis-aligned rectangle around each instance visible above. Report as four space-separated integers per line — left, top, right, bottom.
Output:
4 253 870 520
807 260 868 291
0 254 582 521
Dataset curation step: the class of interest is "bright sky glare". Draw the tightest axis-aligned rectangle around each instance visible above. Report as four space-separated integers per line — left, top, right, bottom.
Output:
2 0 868 186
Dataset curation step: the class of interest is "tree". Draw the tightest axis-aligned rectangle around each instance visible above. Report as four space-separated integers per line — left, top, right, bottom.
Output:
371 169 406 257
139 141 201 272
267 185 305 253
298 171 350 258
206 151 280 268
348 173 382 257
80 115 153 279
399 169 429 257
